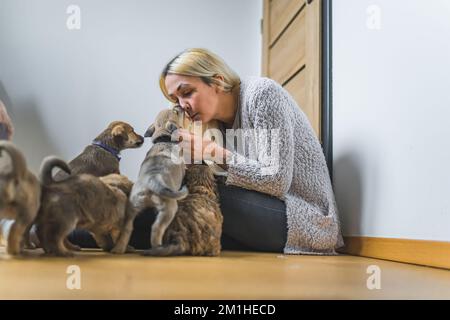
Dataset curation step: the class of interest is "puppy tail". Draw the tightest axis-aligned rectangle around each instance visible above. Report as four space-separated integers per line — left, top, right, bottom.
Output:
149 177 189 200
39 156 71 185
0 141 27 179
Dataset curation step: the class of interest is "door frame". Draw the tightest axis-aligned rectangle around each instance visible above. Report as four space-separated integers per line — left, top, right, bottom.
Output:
321 0 333 181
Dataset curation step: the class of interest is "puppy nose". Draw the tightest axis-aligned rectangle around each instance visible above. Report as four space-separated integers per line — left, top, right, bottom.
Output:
136 135 144 145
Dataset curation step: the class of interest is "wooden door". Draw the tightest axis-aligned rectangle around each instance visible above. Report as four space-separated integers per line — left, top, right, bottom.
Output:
262 0 322 141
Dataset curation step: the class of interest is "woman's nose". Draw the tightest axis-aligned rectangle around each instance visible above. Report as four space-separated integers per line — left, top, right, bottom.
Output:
180 101 192 114
178 99 186 109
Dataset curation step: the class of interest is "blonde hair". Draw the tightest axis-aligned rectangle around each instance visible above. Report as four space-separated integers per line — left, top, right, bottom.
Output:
160 48 240 103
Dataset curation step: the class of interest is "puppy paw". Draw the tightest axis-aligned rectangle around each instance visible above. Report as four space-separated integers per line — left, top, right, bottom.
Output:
110 246 125 254
66 243 81 251
6 246 22 256
109 248 125 254
58 251 75 258
28 228 41 249
141 248 157 256
141 247 167 256
45 250 75 258
24 242 36 250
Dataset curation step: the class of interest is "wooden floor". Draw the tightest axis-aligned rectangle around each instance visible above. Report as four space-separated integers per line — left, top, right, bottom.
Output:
0 247 449 299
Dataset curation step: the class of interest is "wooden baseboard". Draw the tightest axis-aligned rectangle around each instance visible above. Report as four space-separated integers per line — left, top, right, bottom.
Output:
340 236 450 270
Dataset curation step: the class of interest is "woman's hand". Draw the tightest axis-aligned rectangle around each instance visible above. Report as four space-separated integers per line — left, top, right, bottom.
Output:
176 129 230 165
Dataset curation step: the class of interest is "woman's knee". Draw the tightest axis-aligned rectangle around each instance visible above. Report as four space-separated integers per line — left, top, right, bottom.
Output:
217 182 287 252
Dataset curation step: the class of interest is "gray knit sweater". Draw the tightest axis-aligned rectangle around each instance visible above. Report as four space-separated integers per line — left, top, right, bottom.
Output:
223 76 344 255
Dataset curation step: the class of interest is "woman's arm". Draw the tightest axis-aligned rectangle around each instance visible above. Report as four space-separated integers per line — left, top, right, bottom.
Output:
222 82 295 198
177 80 295 198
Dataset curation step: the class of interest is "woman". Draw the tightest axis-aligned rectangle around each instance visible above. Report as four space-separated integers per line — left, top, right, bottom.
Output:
71 48 344 255
156 48 343 255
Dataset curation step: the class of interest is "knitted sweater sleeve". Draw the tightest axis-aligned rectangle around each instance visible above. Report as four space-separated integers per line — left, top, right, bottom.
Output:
225 80 294 199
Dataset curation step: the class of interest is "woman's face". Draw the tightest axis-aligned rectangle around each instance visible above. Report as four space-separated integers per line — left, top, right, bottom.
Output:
164 74 220 123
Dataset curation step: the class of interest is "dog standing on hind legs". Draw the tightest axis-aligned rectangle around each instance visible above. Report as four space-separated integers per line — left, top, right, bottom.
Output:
130 106 188 249
0 141 41 255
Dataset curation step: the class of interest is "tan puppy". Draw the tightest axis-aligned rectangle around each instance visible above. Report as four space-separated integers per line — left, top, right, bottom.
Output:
130 106 188 249
54 121 144 180
143 164 223 256
36 156 136 256
145 106 183 143
0 141 41 255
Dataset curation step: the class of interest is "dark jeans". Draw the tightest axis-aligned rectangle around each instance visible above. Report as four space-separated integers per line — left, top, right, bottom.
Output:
68 182 288 253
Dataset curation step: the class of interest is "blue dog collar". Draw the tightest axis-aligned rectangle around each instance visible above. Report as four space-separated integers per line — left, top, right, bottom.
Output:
91 140 121 161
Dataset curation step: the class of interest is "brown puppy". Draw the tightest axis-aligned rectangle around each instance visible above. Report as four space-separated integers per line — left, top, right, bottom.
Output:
54 121 144 180
142 164 223 257
0 141 41 255
98 173 136 253
36 156 136 256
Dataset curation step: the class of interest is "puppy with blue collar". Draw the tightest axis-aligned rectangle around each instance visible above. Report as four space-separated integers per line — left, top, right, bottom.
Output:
54 121 144 181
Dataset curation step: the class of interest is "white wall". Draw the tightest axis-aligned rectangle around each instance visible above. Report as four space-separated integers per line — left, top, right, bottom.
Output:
0 0 262 179
333 0 450 241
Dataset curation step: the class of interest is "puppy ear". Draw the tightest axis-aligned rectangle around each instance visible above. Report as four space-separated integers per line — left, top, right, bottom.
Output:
172 105 183 113
111 124 126 138
165 121 178 133
6 180 16 202
144 124 155 137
